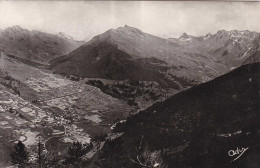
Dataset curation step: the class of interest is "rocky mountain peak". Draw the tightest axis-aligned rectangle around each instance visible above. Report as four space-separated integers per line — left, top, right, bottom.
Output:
216 29 228 34
205 33 212 37
88 25 147 47
117 25 144 35
5 25 24 32
124 24 130 28
179 33 190 39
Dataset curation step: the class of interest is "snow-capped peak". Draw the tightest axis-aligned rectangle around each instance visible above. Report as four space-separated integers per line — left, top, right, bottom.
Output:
56 32 74 40
204 33 212 40
179 33 192 42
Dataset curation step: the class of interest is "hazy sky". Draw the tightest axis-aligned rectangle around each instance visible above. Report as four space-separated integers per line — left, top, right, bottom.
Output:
0 1 259 41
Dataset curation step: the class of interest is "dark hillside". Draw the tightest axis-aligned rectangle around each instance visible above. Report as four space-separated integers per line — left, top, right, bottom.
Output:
95 62 260 168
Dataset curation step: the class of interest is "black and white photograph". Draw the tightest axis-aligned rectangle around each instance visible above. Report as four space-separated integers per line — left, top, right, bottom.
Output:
0 1 259 168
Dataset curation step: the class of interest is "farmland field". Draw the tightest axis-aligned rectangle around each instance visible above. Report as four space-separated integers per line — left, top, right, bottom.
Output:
0 54 132 167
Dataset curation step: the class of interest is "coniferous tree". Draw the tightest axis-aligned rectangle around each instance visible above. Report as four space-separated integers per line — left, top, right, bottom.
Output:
64 141 87 165
37 138 45 168
10 141 29 168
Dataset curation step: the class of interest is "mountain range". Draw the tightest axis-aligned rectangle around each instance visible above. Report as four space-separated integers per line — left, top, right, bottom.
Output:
0 25 84 63
1 25 259 90
50 25 260 91
1 25 259 110
169 30 260 66
0 25 259 167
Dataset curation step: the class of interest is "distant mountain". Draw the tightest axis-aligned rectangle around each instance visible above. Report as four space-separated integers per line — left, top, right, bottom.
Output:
0 25 84 62
169 30 260 67
50 25 229 89
51 27 260 91
95 62 260 168
56 32 75 41
168 32 206 44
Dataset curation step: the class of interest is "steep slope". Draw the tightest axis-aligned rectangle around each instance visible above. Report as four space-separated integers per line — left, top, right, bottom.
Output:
95 62 260 168
203 30 260 67
51 25 228 89
243 47 260 65
0 25 84 62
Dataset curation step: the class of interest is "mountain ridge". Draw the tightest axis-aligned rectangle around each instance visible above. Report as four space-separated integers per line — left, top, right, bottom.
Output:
169 29 260 67
51 26 242 89
0 25 84 63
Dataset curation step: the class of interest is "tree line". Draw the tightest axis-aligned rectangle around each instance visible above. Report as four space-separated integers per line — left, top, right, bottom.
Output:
10 139 93 168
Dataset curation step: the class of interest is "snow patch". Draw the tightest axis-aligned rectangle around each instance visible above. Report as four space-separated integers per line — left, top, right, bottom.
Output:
180 37 192 42
241 47 252 59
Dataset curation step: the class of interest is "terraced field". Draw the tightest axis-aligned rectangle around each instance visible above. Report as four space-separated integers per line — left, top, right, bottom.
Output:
0 55 132 166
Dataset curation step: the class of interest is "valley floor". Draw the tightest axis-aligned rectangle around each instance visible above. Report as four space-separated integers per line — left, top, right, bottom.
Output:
0 54 133 166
